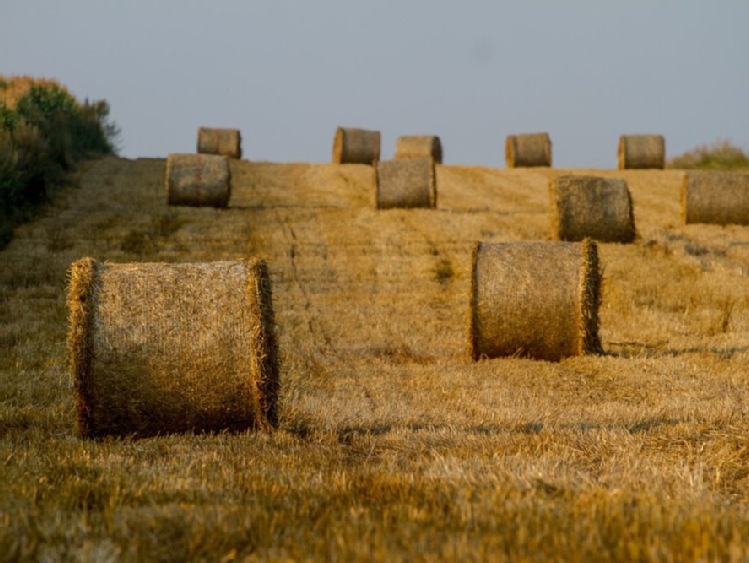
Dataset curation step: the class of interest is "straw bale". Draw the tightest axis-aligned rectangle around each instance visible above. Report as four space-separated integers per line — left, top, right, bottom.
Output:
394 135 443 163
618 135 665 169
197 127 242 159
166 153 231 207
505 133 552 168
682 171 749 225
550 175 635 243
375 158 436 209
67 258 279 438
469 240 601 361
332 127 381 164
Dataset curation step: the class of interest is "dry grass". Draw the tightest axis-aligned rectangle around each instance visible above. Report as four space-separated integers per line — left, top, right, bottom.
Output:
3 157 749 560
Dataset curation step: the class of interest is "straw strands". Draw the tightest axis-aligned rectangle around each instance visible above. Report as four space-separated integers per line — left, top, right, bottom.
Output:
549 175 635 242
332 127 381 164
505 133 552 168
197 127 242 159
67 258 279 437
394 135 443 163
682 171 749 225
469 240 601 361
375 158 436 209
618 135 665 169
166 153 231 207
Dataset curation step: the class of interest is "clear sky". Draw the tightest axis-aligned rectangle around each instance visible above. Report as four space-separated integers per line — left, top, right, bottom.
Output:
2 1 748 168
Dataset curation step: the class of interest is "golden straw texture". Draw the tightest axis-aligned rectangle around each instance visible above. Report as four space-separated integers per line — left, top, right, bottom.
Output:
66 258 278 437
332 127 381 164
505 133 552 168
394 135 443 163
469 240 601 361
618 135 665 169
550 175 635 242
166 153 231 207
682 171 749 225
196 127 242 159
375 158 436 209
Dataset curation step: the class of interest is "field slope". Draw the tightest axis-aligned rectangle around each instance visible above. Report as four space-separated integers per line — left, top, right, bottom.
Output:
2 157 749 560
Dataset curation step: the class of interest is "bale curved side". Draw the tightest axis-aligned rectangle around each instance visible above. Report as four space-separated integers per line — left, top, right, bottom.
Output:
469 240 601 361
682 171 749 225
375 158 436 209
66 259 278 437
549 175 635 242
505 133 552 168
618 135 665 169
197 127 242 159
394 135 443 163
166 153 231 207
332 127 381 164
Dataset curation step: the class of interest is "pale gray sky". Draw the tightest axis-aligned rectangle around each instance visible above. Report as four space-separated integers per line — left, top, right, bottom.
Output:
2 1 748 167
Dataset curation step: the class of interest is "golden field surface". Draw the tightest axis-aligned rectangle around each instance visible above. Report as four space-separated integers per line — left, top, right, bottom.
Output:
2 156 749 560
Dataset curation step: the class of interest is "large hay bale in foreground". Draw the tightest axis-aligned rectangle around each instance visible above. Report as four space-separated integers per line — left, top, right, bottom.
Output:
375 158 436 209
550 175 635 242
196 127 242 159
682 171 749 225
469 240 601 361
394 135 443 163
67 258 279 438
618 135 665 169
505 133 552 168
166 153 231 207
332 127 381 164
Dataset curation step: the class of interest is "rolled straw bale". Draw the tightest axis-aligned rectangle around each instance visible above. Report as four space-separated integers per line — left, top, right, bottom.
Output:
67 258 279 437
505 133 552 168
166 153 231 207
618 135 665 169
196 127 242 159
682 171 749 225
549 175 635 243
394 135 443 163
469 240 601 361
375 158 436 209
332 127 381 164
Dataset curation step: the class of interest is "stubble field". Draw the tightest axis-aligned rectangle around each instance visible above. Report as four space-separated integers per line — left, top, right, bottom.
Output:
2 156 749 561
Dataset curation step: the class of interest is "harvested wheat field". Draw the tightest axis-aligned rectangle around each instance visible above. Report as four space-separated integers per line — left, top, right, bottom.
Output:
3 157 749 560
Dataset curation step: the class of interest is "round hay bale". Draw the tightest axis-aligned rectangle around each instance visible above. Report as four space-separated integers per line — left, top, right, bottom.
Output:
618 135 665 169
505 133 552 168
332 127 381 164
469 240 601 361
394 135 443 163
166 153 231 207
549 175 635 243
67 258 279 438
196 127 242 159
375 158 436 209
682 171 749 225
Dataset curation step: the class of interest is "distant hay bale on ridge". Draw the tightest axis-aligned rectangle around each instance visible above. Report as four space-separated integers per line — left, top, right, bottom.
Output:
197 127 242 159
394 135 443 163
469 240 601 361
549 175 635 243
332 126 381 164
375 158 436 209
166 153 231 207
67 258 279 438
618 135 665 169
505 132 552 168
682 171 749 225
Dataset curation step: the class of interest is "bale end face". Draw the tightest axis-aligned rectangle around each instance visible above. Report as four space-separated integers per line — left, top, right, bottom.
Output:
166 153 231 208
67 258 279 438
618 135 665 169
549 175 635 243
332 127 381 165
469 240 601 361
375 159 436 209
